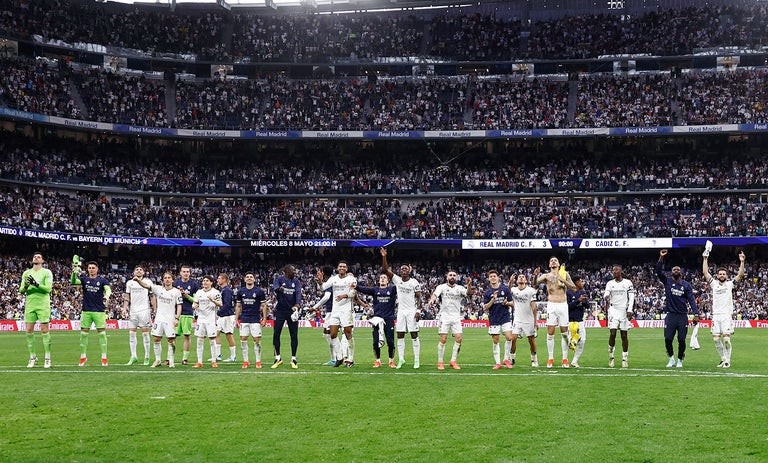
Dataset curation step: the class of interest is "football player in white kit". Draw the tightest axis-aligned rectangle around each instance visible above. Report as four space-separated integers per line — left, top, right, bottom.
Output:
381 248 423 369
133 272 182 368
192 275 222 368
604 265 635 368
428 271 473 370
702 250 745 368
510 272 540 367
124 265 155 366
320 261 358 367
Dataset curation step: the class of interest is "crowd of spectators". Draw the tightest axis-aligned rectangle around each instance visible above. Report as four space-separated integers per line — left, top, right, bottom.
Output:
469 77 569 129
527 5 768 59
75 69 168 126
3 2 768 62
4 131 768 197
5 56 768 130
174 77 266 130
0 0 225 59
501 195 768 239
427 13 521 61
2 171 768 240
678 69 768 125
574 74 675 128
2 252 766 324
0 57 81 119
231 13 423 63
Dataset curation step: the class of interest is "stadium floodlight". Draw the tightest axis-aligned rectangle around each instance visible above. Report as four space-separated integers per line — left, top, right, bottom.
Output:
264 0 277 9
301 0 317 8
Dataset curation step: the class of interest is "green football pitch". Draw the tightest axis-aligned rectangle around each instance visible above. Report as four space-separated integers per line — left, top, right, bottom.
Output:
1 327 767 463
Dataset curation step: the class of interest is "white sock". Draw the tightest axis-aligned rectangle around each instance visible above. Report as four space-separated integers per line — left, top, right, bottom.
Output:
574 340 585 363
196 338 204 364
451 342 461 362
331 337 341 361
209 339 217 362
609 346 615 357
504 340 512 361
546 334 555 359
230 346 236 359
723 337 732 363
560 333 569 360
154 341 162 361
412 338 420 363
241 340 249 362
622 351 628 361
437 342 446 363
129 331 137 358
397 338 406 362
346 337 355 362
142 332 151 358
492 342 500 364
323 333 333 360
254 341 262 363
341 336 349 359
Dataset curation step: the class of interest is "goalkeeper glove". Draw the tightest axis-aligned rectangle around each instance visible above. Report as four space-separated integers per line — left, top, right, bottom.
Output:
72 254 81 273
25 274 39 287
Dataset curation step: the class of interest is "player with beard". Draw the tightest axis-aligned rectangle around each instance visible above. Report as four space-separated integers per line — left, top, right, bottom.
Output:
429 270 473 370
656 250 700 368
702 250 744 368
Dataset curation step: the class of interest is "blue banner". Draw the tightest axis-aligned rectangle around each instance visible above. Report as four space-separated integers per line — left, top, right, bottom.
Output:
3 106 768 140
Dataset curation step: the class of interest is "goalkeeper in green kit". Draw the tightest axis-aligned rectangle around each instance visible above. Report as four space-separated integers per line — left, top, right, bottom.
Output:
20 252 54 368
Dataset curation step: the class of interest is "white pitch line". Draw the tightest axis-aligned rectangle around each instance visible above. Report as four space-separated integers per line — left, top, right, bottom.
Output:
0 367 765 378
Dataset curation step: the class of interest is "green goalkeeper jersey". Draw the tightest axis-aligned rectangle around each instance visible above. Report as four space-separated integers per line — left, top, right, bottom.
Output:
20 267 54 310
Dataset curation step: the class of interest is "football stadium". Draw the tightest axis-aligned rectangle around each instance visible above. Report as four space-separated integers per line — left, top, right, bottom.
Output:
1 0 768 461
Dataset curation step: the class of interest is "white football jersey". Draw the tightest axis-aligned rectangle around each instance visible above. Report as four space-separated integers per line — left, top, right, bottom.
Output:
391 274 421 313
604 278 635 312
194 288 221 324
510 286 538 324
151 285 182 324
708 277 736 317
322 274 357 312
125 278 152 313
432 283 468 321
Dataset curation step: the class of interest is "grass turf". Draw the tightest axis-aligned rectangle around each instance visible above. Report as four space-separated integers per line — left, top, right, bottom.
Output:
1 327 767 462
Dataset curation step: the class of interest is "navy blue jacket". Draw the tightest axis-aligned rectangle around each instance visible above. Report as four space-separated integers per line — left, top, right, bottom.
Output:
655 260 699 315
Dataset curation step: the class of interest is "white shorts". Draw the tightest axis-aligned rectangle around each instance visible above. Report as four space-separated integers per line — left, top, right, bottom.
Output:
546 302 569 327
151 321 176 339
488 322 513 336
607 310 632 331
396 311 419 333
129 310 152 329
194 321 217 338
239 322 263 338
326 309 354 328
568 321 587 342
438 318 463 335
216 315 236 334
711 316 734 336
513 321 537 338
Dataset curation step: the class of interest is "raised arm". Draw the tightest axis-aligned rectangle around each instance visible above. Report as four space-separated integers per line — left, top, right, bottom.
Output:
380 247 394 279
655 250 668 283
702 255 713 282
735 251 746 283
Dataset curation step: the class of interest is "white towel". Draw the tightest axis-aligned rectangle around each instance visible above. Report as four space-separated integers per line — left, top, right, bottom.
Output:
369 316 386 347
